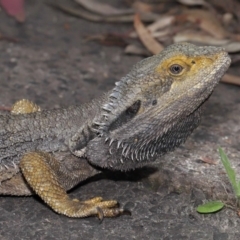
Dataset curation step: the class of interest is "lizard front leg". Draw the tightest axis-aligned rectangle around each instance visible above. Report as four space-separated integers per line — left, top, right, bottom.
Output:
19 151 127 219
10 99 126 218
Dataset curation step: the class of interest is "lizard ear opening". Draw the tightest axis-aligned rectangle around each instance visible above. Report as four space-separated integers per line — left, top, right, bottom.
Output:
126 100 141 115
108 100 141 132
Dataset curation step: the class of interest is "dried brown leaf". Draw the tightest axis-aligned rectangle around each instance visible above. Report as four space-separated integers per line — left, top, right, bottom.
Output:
152 28 172 40
222 13 234 25
209 0 240 21
85 33 127 47
200 156 217 165
129 15 174 38
147 15 175 33
132 1 165 13
0 0 25 22
174 31 240 53
222 74 240 86
177 0 207 6
174 31 228 45
74 0 133 16
177 9 227 39
132 2 153 12
0 32 19 42
0 106 11 112
231 54 240 64
124 44 150 56
134 14 163 55
224 42 240 53
49 1 159 23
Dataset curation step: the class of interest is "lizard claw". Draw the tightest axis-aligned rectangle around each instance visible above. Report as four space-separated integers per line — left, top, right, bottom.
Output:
80 197 130 219
81 197 131 221
97 207 131 220
96 207 104 221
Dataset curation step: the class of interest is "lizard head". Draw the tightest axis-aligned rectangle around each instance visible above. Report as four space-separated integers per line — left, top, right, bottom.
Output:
87 43 231 171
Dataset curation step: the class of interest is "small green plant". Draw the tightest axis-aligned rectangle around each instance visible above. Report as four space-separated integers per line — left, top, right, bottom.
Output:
197 147 240 214
219 147 240 206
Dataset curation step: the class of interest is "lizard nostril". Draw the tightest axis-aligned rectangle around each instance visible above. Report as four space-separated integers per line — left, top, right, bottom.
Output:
152 99 157 106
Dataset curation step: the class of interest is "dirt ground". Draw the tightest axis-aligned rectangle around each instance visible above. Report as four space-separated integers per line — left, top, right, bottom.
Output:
1 1 240 240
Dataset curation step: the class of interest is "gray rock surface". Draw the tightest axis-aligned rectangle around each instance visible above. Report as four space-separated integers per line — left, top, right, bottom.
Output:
0 1 240 239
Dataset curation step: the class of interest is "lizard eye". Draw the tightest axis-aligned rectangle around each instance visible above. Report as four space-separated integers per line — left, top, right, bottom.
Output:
169 64 183 75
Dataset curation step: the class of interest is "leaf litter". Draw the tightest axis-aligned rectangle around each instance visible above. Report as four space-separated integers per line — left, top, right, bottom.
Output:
46 0 240 85
3 0 240 86
0 0 25 22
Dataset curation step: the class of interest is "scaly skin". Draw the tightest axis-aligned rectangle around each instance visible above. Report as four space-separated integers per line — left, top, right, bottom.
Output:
0 43 231 218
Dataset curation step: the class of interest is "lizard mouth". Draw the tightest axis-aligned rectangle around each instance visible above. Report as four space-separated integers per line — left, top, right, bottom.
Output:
107 100 141 132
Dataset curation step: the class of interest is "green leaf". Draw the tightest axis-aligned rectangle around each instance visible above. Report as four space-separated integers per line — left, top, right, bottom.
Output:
197 201 225 213
218 148 240 197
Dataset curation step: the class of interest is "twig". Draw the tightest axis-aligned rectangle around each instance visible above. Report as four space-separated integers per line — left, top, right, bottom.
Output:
134 14 163 55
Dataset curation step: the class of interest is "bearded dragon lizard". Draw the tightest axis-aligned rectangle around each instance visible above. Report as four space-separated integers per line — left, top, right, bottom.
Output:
0 43 231 219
